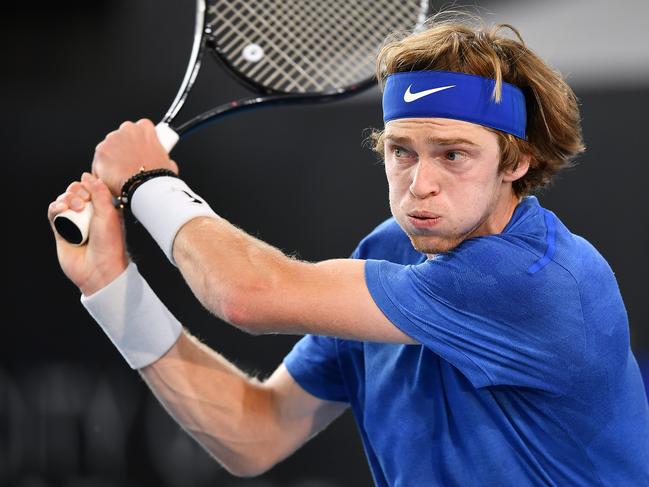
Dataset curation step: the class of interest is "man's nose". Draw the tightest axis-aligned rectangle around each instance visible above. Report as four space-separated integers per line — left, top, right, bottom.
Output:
409 160 441 199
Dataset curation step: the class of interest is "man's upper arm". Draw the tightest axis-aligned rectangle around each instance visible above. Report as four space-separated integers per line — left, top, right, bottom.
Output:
257 258 417 344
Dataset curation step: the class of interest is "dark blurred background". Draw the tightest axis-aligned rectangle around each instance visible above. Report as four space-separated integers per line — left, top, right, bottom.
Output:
2 1 648 486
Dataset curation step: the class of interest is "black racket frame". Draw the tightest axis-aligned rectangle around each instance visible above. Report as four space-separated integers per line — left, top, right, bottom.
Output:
162 0 378 139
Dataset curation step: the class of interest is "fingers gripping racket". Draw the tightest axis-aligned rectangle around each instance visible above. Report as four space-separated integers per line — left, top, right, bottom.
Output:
54 0 430 245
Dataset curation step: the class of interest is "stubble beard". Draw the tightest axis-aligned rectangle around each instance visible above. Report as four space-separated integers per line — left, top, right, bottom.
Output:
404 214 489 256
407 231 469 256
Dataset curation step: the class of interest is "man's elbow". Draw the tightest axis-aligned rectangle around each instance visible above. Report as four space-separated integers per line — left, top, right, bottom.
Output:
214 440 283 478
220 285 279 336
224 456 275 478
218 257 304 336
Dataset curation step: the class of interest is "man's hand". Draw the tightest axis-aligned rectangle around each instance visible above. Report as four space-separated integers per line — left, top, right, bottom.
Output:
48 172 129 296
92 119 179 196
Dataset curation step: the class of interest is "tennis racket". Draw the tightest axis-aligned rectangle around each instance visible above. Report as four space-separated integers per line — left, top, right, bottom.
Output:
54 0 430 245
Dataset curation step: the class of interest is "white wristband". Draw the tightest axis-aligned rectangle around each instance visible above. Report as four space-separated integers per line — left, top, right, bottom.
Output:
130 176 218 265
80 262 183 369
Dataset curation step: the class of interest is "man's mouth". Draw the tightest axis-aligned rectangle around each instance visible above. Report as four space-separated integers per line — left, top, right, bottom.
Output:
407 211 442 230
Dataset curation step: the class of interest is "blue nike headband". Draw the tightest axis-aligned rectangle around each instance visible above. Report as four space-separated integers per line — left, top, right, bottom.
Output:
382 71 527 139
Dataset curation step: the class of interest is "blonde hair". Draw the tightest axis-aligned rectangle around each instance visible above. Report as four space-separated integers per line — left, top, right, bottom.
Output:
372 12 585 196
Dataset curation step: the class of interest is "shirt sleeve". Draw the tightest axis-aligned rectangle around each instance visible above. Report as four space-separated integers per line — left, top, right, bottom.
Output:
365 236 585 393
283 335 349 403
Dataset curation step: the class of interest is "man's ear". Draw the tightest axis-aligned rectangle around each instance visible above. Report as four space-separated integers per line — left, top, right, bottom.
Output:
503 153 531 183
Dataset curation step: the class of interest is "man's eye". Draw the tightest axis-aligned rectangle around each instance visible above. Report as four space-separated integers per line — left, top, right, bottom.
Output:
446 151 463 161
394 147 409 158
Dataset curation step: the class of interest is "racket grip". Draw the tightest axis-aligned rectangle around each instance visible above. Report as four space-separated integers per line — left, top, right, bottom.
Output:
54 123 179 245
54 203 94 246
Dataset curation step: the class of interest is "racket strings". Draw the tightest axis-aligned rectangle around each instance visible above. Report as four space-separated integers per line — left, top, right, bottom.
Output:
301 2 384 83
213 1 387 91
257 1 365 88
272 0 393 88
207 0 427 94
208 2 319 91
241 0 342 90
209 0 353 92
302 0 425 87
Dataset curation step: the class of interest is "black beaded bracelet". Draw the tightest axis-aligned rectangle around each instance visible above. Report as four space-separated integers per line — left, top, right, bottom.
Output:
118 168 179 209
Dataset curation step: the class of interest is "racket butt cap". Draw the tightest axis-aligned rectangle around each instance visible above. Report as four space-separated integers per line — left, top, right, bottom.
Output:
54 203 93 246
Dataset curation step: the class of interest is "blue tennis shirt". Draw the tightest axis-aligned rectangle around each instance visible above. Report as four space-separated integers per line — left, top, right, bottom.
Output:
284 196 649 486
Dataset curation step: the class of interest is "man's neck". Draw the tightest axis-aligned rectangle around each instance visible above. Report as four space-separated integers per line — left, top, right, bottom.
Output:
480 191 523 236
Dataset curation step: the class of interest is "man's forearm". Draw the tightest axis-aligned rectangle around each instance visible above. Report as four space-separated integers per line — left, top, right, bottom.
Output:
139 330 285 477
172 216 294 332
80 250 343 478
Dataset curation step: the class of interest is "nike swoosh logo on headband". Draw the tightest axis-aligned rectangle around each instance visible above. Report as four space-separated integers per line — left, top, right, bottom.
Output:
403 84 456 103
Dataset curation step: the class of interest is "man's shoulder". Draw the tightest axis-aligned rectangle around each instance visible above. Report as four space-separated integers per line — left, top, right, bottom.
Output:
352 217 424 264
505 197 612 282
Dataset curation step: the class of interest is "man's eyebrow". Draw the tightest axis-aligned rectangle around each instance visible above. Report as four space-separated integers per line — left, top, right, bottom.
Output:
383 134 480 147
431 137 480 147
383 134 414 146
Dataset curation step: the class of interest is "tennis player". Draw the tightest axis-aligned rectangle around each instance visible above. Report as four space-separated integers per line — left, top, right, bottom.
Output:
48 16 649 485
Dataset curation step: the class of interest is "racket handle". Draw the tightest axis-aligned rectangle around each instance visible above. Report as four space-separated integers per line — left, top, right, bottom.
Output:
54 123 179 245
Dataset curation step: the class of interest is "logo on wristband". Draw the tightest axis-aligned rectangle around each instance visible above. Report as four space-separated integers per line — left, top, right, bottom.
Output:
179 190 203 204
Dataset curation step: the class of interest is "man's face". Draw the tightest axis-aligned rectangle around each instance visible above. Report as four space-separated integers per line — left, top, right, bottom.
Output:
384 117 522 255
